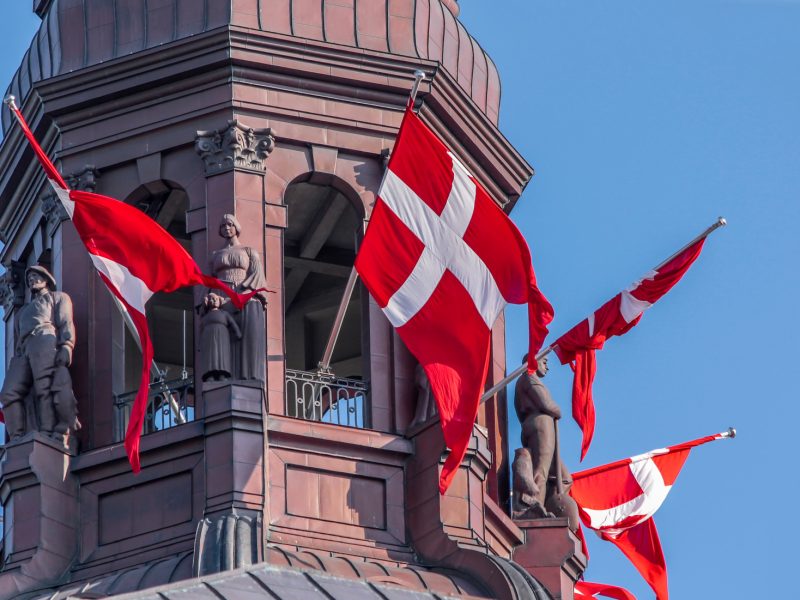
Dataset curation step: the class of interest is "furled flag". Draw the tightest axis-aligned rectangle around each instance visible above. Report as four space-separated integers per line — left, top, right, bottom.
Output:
570 429 735 600
553 227 720 460
7 99 264 473
355 107 553 493
575 581 636 600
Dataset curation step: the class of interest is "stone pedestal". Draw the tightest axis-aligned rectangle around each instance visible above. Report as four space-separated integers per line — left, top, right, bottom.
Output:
0 433 78 599
194 381 266 575
512 518 587 600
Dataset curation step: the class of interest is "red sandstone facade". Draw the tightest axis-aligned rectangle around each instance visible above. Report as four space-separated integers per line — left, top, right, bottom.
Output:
0 2 584 598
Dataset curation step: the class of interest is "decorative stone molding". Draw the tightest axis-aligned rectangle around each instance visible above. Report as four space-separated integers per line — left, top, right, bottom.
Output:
41 193 70 235
195 121 275 176
65 165 99 192
0 261 25 314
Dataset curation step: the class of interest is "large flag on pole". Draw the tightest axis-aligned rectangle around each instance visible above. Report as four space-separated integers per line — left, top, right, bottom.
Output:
570 429 735 600
7 98 263 473
355 107 553 493
553 222 723 461
575 581 636 600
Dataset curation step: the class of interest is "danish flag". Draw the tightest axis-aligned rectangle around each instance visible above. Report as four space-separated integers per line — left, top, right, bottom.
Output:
570 430 734 600
554 237 711 461
355 108 553 493
8 100 260 473
575 581 636 600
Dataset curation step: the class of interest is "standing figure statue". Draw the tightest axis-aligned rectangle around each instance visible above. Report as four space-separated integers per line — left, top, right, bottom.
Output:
199 292 242 382
210 214 268 381
0 265 80 441
512 356 579 531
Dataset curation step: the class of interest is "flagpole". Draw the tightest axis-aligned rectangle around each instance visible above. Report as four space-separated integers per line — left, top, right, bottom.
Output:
480 217 727 403
5 94 171 396
408 70 426 111
572 427 736 481
317 70 428 375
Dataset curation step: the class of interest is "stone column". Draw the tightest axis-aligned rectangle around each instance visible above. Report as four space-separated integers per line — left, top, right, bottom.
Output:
0 434 79 599
513 518 587 600
192 381 266 576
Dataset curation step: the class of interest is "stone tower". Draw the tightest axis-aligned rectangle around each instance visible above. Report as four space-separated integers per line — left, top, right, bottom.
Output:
0 1 584 598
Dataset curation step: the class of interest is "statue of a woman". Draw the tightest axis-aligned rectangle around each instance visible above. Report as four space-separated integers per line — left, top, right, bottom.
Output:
210 214 268 381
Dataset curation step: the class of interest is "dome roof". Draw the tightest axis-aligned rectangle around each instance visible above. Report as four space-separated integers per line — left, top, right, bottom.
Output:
3 0 501 133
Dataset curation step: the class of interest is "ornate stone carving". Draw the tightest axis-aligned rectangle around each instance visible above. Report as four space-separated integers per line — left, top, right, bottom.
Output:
41 193 69 234
0 261 26 314
65 165 99 192
195 121 275 176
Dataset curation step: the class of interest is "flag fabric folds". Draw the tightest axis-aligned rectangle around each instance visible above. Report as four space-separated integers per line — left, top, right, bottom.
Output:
575 581 636 600
554 239 706 461
9 103 261 473
355 107 553 493
570 431 730 600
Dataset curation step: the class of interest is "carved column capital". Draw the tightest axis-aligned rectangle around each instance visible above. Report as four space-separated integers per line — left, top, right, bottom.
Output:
41 193 70 235
65 165 99 192
195 120 275 176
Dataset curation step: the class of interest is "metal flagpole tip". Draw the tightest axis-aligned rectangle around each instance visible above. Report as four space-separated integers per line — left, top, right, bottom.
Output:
718 216 727 227
727 427 736 438
3 94 15 107
413 69 426 81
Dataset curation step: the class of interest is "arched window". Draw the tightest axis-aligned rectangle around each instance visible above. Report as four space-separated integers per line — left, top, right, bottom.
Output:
282 181 368 428
112 182 195 440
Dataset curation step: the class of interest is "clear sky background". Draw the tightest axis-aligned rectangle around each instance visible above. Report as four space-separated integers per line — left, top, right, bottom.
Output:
0 2 796 598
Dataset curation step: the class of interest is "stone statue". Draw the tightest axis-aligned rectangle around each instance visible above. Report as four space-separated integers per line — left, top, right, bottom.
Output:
408 363 438 429
0 265 80 441
200 292 242 382
210 214 268 381
512 356 579 530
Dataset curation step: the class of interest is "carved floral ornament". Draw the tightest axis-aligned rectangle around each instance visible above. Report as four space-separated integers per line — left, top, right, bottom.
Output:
195 120 275 176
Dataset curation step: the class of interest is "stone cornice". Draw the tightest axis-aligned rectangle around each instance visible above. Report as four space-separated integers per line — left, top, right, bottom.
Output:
5 27 532 210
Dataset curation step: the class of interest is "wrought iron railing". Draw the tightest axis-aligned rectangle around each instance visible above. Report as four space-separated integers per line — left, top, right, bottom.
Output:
113 377 195 442
284 369 368 429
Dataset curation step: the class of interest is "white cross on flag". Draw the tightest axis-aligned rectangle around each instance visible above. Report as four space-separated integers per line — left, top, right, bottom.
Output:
355 108 553 493
570 431 733 600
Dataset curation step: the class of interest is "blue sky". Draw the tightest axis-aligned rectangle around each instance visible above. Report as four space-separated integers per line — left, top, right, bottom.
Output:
1 2 796 598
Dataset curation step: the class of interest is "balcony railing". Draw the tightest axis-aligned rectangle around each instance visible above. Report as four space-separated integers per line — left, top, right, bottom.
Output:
284 369 368 429
113 377 195 442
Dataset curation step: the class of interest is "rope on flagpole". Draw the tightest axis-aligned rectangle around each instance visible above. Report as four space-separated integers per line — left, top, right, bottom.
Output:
480 217 728 404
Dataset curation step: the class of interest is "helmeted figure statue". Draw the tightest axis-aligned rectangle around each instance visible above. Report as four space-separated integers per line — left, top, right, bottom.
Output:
0 265 80 441
512 356 579 531
209 214 268 381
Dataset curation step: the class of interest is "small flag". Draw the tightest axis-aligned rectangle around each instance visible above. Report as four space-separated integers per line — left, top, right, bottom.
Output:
570 430 733 600
554 238 708 460
8 100 266 473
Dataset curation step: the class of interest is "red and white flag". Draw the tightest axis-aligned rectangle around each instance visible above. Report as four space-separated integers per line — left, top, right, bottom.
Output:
575 581 636 600
570 430 733 600
554 238 709 460
355 107 553 493
9 102 263 473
